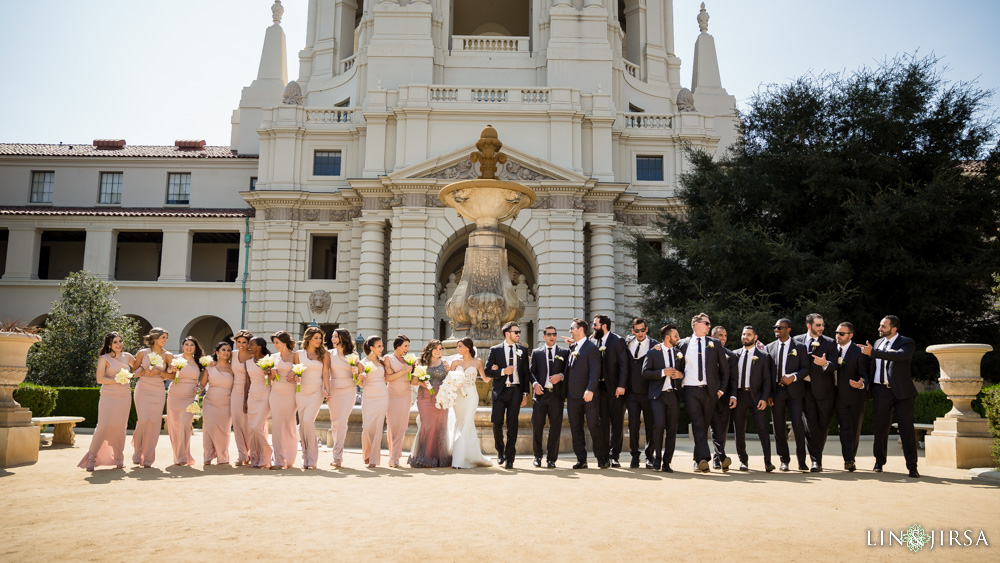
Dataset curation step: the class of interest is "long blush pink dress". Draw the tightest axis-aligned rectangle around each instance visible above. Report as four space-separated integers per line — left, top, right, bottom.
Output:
295 349 324 468
384 354 413 466
269 353 298 468
166 360 200 465
360 358 388 466
327 349 357 466
78 353 133 469
230 351 251 464
132 350 168 466
202 365 233 464
246 358 273 468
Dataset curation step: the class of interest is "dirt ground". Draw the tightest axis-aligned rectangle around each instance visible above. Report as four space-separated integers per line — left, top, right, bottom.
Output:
1 431 997 562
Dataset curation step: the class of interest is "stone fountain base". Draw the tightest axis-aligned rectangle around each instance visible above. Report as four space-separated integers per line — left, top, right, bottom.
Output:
925 417 994 469
0 407 40 467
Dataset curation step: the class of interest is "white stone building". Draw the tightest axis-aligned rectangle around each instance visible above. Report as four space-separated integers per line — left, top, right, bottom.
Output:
0 0 735 350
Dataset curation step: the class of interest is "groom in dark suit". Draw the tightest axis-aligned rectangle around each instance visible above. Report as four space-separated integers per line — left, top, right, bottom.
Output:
484 321 529 469
677 313 731 472
862 315 919 478
592 314 628 467
831 322 870 472
642 323 682 472
795 313 839 472
564 318 605 469
727 326 774 472
767 318 810 472
528 325 569 468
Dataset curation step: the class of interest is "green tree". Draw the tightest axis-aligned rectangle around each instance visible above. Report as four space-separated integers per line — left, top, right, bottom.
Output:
630 55 1000 380
26 271 140 387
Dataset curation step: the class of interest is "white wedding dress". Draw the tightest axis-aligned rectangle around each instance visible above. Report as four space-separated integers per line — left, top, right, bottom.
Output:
449 366 492 468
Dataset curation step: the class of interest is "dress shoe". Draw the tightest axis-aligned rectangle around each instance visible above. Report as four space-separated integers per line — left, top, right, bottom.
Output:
908 469 920 478
532 458 541 468
497 454 505 465
712 459 722 470
661 464 673 473
599 461 611 469
611 459 621 468
739 462 749 472
546 461 557 469
652 461 661 471
720 457 732 472
697 459 710 472
645 462 654 469
810 462 822 473
873 463 883 473
779 462 790 472
765 463 776 472
504 460 514 470
630 458 640 468
572 461 588 469
845 461 856 472
798 462 809 472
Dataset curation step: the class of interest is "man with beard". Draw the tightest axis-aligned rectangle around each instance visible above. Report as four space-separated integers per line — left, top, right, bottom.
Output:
565 318 606 469
863 315 919 478
625 318 657 468
592 315 628 467
768 318 810 471
831 322 869 472
728 326 774 472
642 324 683 472
795 313 839 472
709 325 738 471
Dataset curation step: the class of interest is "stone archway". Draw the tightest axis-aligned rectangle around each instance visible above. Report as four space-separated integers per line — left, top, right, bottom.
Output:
125 314 153 342
182 315 234 351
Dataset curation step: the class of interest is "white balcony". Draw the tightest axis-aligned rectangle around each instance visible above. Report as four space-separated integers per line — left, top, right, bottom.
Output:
452 35 529 53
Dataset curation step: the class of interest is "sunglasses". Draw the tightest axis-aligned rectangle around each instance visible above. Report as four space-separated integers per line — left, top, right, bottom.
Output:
510 330 521 334
773 326 789 330
697 320 711 325
543 332 557 337
835 331 851 336
632 328 647 333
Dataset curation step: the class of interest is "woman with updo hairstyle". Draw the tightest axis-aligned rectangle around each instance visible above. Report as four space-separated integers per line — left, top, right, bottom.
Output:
166 335 205 465
199 341 234 465
268 330 299 469
229 329 254 465
245 336 273 468
130 327 174 467
383 334 414 468
325 328 359 468
407 339 452 468
358 335 388 468
294 326 330 469
78 332 135 470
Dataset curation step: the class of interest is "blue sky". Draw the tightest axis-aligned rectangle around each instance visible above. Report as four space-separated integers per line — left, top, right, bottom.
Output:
1 0 997 146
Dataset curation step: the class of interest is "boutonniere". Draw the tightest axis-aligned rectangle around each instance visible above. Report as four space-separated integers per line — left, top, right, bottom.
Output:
837 357 844 365
675 351 684 360
707 341 715 349
752 356 759 363
600 346 606 354
571 351 579 359
555 355 565 362
810 340 820 348
790 349 798 357
515 349 523 357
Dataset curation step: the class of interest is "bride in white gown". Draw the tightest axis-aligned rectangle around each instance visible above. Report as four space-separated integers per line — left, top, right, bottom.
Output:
448 338 492 468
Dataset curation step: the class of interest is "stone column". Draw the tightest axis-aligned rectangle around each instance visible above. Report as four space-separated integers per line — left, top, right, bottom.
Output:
387 208 434 344
588 221 616 318
83 227 114 280
536 211 583 331
357 215 386 337
2 227 40 281
158 229 191 282
925 343 994 469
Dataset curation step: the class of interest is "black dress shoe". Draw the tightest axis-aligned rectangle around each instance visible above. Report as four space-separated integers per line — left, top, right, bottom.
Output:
504 460 514 470
908 469 920 478
546 461 556 469
810 462 822 473
652 461 661 471
721 457 732 472
798 462 809 472
739 462 749 472
779 462 790 472
644 462 654 469
845 461 856 472
599 461 611 469
765 463 776 472
873 463 883 473
610 459 621 468
630 458 640 468
532 458 541 468
661 464 673 473
572 461 588 469
697 460 710 472
712 459 722 470
497 454 505 465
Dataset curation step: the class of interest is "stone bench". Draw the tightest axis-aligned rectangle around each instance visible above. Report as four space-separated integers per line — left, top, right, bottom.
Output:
893 422 933 449
31 416 85 446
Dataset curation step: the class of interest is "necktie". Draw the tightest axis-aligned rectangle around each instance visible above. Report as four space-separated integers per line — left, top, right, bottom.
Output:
741 351 749 389
697 338 704 382
547 347 553 384
634 341 640 359
778 342 785 383
808 337 814 352
507 345 514 385
667 349 674 391
879 341 888 386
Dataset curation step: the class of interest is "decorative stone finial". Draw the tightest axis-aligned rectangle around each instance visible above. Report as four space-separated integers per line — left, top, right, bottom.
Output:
281 80 303 105
697 2 709 33
676 88 696 112
470 125 507 180
272 1 284 25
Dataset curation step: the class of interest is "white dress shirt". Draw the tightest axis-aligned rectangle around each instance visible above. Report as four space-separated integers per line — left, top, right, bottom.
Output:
775 338 791 381
504 343 520 385
662 346 676 391
628 337 650 359
873 334 898 385
681 336 707 387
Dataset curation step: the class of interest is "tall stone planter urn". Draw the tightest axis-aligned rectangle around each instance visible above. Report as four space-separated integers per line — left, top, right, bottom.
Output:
0 330 43 466
924 343 994 469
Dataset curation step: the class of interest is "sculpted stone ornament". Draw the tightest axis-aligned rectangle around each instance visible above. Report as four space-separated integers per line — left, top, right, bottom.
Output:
281 80 303 105
677 88 697 112
271 1 284 25
308 289 332 314
698 2 709 33
440 126 535 342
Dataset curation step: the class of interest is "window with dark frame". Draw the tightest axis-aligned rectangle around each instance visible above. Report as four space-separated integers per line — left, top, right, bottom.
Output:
99 172 123 204
310 235 339 279
166 173 191 204
30 171 54 203
636 155 664 182
249 177 257 191
313 151 342 176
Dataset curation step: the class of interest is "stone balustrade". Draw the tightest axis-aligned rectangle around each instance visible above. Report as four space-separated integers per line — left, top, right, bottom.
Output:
453 35 529 53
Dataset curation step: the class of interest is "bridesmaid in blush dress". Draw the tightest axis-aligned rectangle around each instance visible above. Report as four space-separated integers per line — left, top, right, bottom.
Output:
79 332 134 470
166 336 204 466
383 335 415 468
199 341 234 465
246 337 273 468
295 327 329 470
408 339 453 468
327 328 359 468
130 327 173 468
268 331 299 469
229 330 254 466
359 335 388 468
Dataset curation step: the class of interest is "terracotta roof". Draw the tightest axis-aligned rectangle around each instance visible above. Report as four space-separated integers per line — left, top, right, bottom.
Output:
0 206 255 218
0 144 257 159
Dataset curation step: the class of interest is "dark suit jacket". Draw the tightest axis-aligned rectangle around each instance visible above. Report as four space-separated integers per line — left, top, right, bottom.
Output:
594 332 628 393
566 339 601 399
528 344 569 399
676 336 730 397
795 333 839 400
624 336 660 395
642 344 681 400
869 334 918 400
833 342 870 406
728 347 772 406
766 338 809 399
484 342 530 400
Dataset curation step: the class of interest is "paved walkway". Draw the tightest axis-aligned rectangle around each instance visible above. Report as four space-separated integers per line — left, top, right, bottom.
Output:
2 433 997 561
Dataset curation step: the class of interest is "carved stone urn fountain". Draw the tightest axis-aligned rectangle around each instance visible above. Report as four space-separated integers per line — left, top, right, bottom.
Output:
440 125 535 343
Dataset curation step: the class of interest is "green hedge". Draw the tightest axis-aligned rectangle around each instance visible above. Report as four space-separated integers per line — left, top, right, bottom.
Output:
50 387 140 428
13 383 58 417
981 385 1000 470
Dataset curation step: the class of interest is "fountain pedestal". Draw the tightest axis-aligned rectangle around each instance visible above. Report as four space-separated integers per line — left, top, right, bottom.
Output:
924 343 994 469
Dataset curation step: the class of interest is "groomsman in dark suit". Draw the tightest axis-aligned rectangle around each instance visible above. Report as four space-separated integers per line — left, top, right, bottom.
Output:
528 325 569 468
831 322 870 472
677 313 731 472
795 313 839 472
592 315 628 467
564 318 606 469
642 324 683 472
625 318 658 468
484 321 530 469
767 318 810 471
728 326 774 472
862 315 920 478
709 325 738 471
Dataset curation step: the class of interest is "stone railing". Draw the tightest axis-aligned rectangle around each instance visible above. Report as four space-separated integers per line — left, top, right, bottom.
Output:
453 35 529 53
341 53 357 73
623 58 640 78
471 88 508 103
622 113 672 129
305 108 356 124
425 86 553 105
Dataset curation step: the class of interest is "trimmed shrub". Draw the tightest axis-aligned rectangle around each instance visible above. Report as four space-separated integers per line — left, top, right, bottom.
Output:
913 390 953 424
980 385 1000 470
51 387 140 428
13 382 58 417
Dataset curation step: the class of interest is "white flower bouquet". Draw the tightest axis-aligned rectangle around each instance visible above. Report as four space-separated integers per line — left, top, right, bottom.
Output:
413 365 433 394
257 356 275 385
345 353 360 366
147 352 164 369
292 363 306 392
436 370 465 409
199 355 213 368
185 400 202 416
403 353 418 379
171 357 188 384
114 367 133 386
